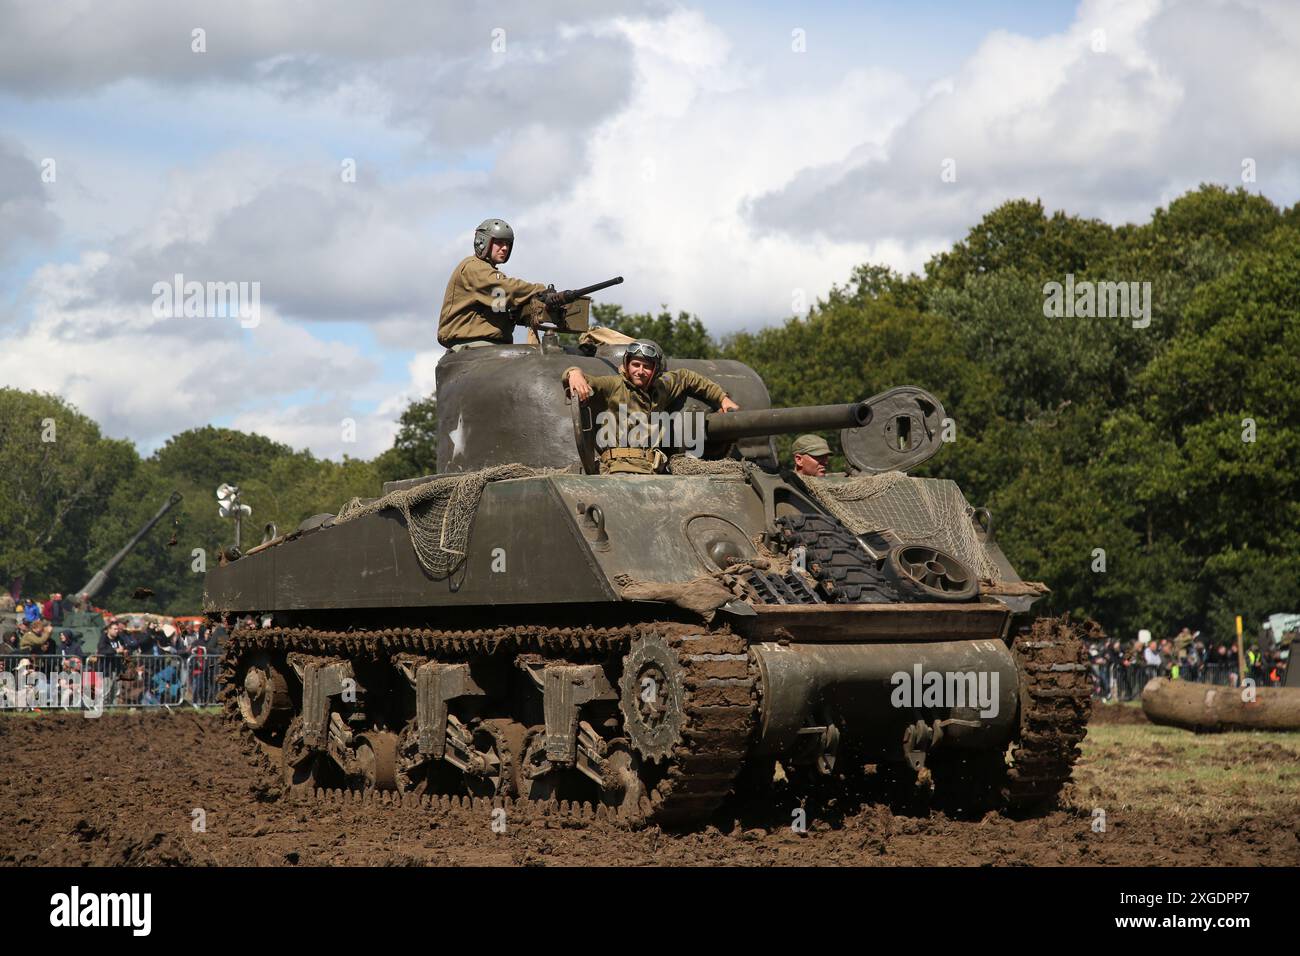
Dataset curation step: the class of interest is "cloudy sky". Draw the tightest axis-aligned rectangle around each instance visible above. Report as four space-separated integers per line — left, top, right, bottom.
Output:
1 0 1297 459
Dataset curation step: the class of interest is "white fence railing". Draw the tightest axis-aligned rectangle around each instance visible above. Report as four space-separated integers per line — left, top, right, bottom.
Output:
0 653 223 711
1089 662 1283 701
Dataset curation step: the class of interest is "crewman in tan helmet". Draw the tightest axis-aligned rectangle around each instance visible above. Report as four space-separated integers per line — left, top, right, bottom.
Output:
563 340 739 474
438 218 563 350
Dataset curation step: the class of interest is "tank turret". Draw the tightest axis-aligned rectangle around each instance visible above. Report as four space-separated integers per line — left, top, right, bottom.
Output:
434 343 947 475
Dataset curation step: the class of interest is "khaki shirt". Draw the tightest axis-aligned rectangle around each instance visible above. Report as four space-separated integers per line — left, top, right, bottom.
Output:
438 255 547 348
562 366 729 474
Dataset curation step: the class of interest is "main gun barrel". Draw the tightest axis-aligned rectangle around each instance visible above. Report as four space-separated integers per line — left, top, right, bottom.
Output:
703 401 870 443
76 490 183 602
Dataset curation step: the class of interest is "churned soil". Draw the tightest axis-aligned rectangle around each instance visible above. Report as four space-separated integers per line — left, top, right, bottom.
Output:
1 710 1296 867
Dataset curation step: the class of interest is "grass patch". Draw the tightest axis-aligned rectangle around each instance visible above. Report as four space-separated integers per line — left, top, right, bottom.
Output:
1072 723 1300 824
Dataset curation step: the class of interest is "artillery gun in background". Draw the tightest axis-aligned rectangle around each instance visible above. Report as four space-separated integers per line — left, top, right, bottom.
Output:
206 339 1091 826
60 491 184 654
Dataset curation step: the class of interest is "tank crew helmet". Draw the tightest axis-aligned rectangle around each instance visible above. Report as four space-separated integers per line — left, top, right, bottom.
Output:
473 218 514 262
622 339 666 384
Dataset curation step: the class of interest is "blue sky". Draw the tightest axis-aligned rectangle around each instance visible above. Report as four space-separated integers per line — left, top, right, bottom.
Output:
1 0 1297 459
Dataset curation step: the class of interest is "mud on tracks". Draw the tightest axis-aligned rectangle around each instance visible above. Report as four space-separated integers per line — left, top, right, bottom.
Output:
1 712 1295 867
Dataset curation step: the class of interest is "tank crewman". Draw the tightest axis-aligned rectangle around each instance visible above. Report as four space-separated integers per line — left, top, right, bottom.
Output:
438 218 561 351
562 339 740 474
790 434 832 477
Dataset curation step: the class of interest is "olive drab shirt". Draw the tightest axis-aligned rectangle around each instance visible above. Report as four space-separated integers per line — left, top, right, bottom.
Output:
438 255 548 348
562 366 730 474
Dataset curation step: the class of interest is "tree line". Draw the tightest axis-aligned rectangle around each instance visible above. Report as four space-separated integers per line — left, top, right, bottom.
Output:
2 184 1295 644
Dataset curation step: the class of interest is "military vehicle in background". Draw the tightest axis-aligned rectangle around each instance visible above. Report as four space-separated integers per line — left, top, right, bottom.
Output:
206 337 1090 826
1262 612 1298 689
61 491 184 653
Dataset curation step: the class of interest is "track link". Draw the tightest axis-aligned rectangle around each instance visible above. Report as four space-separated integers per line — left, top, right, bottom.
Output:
640 630 756 824
774 513 899 603
220 623 756 828
1005 616 1093 808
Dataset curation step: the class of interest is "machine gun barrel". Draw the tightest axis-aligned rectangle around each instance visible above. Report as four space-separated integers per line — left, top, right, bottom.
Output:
703 402 870 443
76 490 183 602
564 276 623 302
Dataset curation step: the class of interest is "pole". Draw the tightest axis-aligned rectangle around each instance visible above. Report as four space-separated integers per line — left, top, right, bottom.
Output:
1236 614 1245 684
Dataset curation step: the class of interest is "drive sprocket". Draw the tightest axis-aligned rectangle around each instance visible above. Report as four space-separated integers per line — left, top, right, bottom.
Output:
618 631 687 762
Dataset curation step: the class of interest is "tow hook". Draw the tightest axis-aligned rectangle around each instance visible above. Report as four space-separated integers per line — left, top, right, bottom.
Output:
901 717 983 772
795 713 841 775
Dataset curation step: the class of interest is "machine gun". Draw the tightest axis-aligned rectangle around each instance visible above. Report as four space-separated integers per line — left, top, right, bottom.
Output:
535 276 624 332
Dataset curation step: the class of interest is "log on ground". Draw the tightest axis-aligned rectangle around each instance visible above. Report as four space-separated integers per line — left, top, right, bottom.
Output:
1141 677 1300 732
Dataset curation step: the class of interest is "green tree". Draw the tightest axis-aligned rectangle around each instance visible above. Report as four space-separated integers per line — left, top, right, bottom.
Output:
1132 224 1300 638
242 454 382 539
85 463 208 613
0 389 137 597
373 395 438 482
1144 184 1284 255
923 199 1115 291
723 296 1002 488
153 426 293 487
592 304 720 359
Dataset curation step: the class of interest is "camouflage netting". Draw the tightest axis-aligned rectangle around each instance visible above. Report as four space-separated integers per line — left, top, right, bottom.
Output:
666 455 754 479
614 553 795 622
335 464 551 578
804 472 1004 583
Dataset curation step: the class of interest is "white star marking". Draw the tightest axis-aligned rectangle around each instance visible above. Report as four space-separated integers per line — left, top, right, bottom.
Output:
449 412 466 460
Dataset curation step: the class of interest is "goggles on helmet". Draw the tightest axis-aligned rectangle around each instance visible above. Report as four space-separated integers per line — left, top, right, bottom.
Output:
624 341 662 364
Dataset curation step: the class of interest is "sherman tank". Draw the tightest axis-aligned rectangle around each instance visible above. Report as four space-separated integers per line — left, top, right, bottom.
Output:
206 336 1091 826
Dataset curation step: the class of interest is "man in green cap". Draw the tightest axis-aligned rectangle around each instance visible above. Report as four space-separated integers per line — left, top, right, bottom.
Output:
438 218 562 350
791 434 832 477
563 339 739 474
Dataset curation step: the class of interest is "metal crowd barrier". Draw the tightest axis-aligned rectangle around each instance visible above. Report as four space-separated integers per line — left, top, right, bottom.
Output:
1089 661 1282 702
0 653 224 710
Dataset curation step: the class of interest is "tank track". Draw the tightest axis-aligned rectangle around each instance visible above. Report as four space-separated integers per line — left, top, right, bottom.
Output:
219 623 756 828
774 513 900 603
1004 616 1092 808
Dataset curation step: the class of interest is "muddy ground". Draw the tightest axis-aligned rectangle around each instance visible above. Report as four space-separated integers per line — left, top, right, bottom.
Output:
2 704 1296 866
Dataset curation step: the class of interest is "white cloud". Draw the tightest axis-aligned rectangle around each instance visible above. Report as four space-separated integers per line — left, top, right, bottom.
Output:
750 0 1300 242
0 0 655 94
47 148 455 326
512 9 921 325
0 138 59 266
0 242 388 456
227 396 398 462
6 0 1300 465
0 0 651 163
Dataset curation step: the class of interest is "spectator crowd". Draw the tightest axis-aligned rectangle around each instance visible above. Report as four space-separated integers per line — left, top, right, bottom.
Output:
1088 626 1291 701
0 593 226 710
